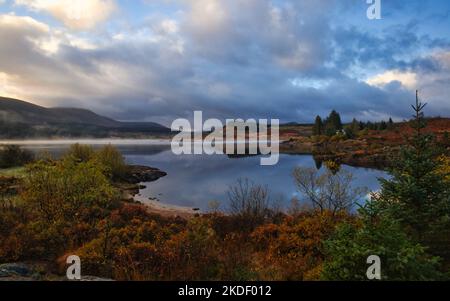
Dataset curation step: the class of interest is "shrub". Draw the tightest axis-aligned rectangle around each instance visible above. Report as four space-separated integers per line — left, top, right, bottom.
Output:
65 143 95 162
160 218 220 280
72 203 188 280
251 210 353 280
227 178 272 231
293 166 368 214
0 145 34 168
11 156 120 259
64 144 128 180
94 145 129 180
322 203 444 281
23 157 118 223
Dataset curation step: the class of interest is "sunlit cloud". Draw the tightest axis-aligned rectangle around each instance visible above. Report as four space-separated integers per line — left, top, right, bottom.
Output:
14 0 116 30
366 70 418 89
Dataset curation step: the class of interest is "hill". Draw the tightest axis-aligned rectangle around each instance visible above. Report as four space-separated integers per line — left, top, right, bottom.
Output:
0 97 170 139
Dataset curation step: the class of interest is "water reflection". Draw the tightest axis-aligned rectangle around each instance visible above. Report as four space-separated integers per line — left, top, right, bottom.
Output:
124 147 388 211
22 143 388 211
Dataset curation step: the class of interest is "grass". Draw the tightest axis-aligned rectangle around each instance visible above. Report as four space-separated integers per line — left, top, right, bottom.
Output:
0 166 26 178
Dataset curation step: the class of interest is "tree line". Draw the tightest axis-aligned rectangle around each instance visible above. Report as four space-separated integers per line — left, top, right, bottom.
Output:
313 110 395 137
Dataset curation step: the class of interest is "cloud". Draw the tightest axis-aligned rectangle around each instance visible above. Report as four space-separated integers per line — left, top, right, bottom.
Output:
14 0 116 30
179 0 334 71
366 70 418 89
0 1 449 124
0 13 192 120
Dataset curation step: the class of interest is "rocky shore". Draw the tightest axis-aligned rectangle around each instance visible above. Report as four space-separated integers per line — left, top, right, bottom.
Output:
123 165 167 184
119 165 200 218
119 165 167 197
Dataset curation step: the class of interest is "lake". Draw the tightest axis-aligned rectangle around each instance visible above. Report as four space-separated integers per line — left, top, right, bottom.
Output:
12 140 389 212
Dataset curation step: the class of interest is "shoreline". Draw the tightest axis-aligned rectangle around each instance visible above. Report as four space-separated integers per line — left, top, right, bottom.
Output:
134 194 201 219
123 165 201 219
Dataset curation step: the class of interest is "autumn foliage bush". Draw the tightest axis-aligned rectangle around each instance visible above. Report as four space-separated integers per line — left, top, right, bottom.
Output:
250 211 354 280
66 144 128 180
59 206 353 281
0 154 120 262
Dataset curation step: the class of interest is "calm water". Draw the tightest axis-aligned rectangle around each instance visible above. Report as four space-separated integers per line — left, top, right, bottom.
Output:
17 141 389 212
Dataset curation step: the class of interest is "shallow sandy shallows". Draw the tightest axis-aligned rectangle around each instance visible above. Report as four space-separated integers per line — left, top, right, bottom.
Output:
134 195 200 219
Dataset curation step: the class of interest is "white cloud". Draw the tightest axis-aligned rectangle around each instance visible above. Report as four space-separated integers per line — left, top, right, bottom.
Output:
183 0 227 36
0 13 49 32
0 14 106 103
0 72 22 100
0 14 97 56
366 70 418 89
15 0 116 30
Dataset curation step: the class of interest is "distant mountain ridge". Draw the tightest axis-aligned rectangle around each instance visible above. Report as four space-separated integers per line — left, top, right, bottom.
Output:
0 97 169 138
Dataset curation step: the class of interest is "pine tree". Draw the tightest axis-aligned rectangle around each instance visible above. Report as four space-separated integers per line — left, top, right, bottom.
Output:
324 110 343 136
350 118 359 132
313 115 324 136
328 110 343 131
359 121 365 130
388 117 394 129
376 91 450 243
344 118 360 139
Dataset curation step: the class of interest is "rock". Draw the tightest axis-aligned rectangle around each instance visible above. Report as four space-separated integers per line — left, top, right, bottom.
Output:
124 165 167 184
192 208 201 211
0 263 32 278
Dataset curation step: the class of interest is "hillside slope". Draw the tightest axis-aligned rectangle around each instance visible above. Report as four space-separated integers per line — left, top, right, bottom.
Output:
0 97 169 138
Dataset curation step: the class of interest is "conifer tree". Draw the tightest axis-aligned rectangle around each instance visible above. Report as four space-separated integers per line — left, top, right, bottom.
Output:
377 91 450 242
313 115 324 136
324 110 343 136
388 117 394 129
328 110 343 131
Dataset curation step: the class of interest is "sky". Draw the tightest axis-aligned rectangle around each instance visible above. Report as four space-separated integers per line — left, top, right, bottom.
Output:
0 0 449 125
